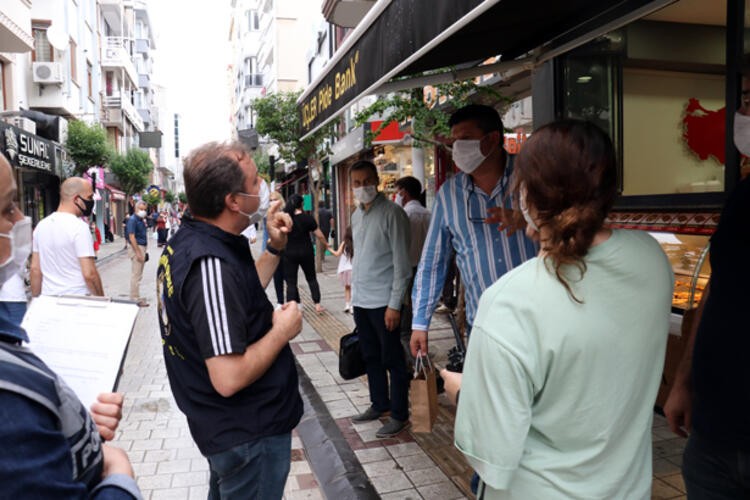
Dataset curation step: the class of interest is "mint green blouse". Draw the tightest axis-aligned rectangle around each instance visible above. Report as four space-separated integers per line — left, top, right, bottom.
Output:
455 229 673 499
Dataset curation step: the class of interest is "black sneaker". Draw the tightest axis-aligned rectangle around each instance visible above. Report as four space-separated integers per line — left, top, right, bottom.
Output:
376 418 408 438
351 407 384 422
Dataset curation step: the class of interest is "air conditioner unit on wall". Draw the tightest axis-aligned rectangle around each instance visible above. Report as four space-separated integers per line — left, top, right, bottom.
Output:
32 62 64 84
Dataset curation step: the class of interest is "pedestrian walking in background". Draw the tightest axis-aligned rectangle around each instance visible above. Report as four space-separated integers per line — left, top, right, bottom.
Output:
394 176 430 356
156 210 168 247
348 160 412 438
317 200 334 261
90 219 102 258
282 193 328 313
0 155 141 499
263 191 286 309
410 104 538 359
447 120 673 498
328 225 353 313
126 201 149 307
30 177 104 297
157 141 302 499
663 83 750 498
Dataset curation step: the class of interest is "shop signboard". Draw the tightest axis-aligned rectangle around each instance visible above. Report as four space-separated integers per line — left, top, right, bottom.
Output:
330 125 365 165
0 121 57 175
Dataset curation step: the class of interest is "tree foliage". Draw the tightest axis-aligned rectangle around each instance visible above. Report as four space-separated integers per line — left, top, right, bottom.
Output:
163 191 176 204
65 120 113 175
254 90 334 164
252 149 271 178
109 148 153 196
355 78 507 147
142 192 161 207
178 191 187 204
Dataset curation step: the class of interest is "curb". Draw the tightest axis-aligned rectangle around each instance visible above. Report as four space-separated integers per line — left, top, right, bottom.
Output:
295 360 380 500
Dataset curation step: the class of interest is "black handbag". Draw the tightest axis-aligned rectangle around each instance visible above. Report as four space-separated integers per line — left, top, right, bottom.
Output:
339 329 366 380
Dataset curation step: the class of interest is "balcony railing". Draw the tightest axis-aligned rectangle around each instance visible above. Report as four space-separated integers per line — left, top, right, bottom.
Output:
102 95 145 132
101 37 138 86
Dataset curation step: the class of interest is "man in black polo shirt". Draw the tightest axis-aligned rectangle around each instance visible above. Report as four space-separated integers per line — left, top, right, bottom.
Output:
157 141 302 499
665 93 750 497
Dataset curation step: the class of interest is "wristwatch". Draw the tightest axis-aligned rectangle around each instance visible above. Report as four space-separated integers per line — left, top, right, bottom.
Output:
266 245 283 256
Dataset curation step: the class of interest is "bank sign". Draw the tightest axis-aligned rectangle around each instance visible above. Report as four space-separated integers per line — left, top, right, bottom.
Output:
0 121 55 173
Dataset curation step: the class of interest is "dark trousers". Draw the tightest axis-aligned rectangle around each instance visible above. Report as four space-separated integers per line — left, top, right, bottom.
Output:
683 431 750 499
283 250 321 304
272 260 284 304
353 306 409 422
207 432 291 500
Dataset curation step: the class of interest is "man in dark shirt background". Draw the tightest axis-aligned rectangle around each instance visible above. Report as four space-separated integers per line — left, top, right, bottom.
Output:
665 83 750 497
317 201 334 262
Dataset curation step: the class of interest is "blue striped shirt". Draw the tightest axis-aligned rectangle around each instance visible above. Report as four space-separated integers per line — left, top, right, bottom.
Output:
411 164 538 330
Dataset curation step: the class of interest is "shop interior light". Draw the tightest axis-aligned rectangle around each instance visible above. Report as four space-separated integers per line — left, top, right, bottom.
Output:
576 75 593 83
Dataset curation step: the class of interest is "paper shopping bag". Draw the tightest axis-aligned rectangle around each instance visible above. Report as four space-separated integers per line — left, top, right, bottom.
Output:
409 354 438 433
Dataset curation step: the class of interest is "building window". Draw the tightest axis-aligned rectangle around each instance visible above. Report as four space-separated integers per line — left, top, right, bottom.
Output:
87 61 93 98
247 10 259 31
70 38 77 83
32 22 53 62
244 56 262 87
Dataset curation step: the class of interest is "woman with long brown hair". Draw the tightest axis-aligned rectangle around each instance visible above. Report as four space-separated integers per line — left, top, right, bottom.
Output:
451 120 673 498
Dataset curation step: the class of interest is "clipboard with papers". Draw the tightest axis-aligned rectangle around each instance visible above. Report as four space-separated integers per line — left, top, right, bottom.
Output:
21 295 140 410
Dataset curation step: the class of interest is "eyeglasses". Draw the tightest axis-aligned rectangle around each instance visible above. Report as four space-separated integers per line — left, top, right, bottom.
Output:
466 177 508 223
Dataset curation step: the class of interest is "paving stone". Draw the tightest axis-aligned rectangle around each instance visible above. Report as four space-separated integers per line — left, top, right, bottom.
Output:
191 458 209 472
156 459 192 474
151 487 190 499
406 466 450 487
396 453 438 472
416 481 464 499
172 470 209 487
136 474 173 490
131 438 164 451
380 489 423 500
284 490 324 500
362 458 400 478
387 442 424 458
132 462 157 476
188 485 210 500
354 447 391 464
370 471 413 494
289 461 311 474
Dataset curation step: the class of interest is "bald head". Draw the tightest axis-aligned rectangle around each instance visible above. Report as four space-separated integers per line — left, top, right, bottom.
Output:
61 177 93 201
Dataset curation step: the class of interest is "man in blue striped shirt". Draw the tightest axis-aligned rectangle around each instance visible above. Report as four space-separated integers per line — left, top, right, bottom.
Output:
410 105 538 357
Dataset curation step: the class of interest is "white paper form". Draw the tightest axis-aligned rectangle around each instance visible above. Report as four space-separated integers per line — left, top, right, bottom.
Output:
21 295 139 410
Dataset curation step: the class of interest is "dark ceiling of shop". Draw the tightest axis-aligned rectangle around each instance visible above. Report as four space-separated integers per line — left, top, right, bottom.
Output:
395 0 646 77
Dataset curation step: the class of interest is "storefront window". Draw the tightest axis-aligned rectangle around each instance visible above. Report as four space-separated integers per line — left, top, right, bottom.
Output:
374 144 413 198
558 0 729 197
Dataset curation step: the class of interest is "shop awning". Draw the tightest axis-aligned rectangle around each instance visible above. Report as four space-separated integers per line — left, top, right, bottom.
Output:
105 184 127 201
298 0 670 139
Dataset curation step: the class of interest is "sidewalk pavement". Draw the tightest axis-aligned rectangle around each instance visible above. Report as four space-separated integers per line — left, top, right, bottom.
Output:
95 239 688 500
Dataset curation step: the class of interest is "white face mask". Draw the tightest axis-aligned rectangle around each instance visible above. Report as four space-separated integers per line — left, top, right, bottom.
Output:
734 111 750 157
394 193 404 206
137 210 147 218
0 216 32 286
519 187 539 232
354 185 377 205
452 136 490 174
237 179 270 227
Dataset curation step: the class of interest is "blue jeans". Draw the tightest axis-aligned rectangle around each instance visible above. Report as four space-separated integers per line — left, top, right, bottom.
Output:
207 432 292 500
683 431 750 499
353 306 409 422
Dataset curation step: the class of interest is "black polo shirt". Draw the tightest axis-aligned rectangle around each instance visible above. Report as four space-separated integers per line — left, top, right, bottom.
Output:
157 217 302 456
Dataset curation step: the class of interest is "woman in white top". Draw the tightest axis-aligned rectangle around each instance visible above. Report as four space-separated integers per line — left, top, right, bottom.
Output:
448 120 674 499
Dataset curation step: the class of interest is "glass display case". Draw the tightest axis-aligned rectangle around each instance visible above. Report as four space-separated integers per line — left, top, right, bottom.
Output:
648 232 711 312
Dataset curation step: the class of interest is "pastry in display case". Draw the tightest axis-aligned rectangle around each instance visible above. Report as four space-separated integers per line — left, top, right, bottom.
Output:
648 232 711 312
648 231 711 409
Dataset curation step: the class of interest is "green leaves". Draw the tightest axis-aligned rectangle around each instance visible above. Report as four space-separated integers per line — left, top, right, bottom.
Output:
65 120 113 175
254 90 334 165
354 77 507 148
109 148 154 196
